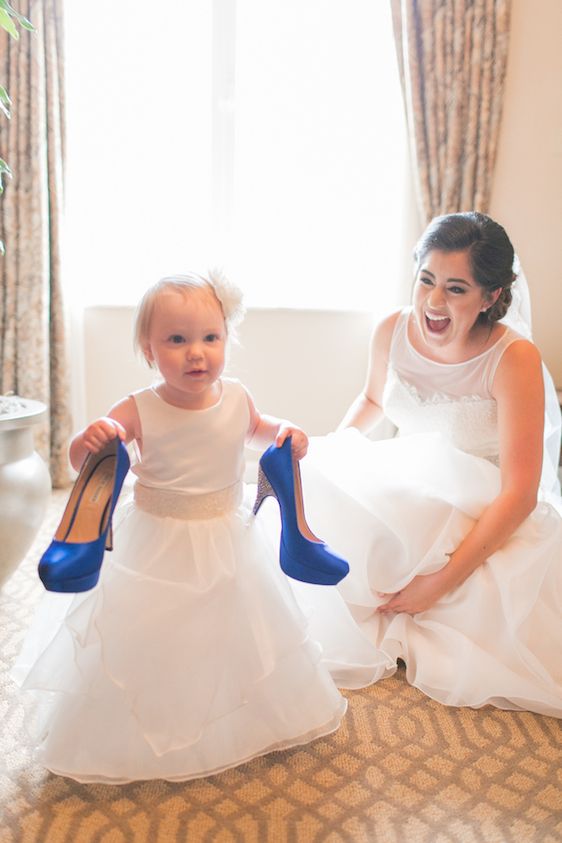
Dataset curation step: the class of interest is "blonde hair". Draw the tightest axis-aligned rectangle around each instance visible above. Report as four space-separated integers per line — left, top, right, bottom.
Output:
133 271 245 367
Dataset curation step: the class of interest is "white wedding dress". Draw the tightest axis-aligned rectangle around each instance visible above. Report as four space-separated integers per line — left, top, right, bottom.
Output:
12 380 347 783
295 308 562 718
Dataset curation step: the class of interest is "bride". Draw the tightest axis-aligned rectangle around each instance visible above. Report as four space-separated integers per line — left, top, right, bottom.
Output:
295 211 562 718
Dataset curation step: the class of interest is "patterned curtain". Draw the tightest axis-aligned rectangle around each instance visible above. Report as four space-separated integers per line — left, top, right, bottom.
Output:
390 0 511 227
0 0 70 487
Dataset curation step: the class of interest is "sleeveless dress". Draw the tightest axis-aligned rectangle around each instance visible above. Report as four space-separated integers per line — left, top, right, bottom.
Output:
11 379 347 783
296 308 562 718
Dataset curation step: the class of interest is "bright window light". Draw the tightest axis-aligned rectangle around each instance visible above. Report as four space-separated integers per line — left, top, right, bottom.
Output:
64 1 406 311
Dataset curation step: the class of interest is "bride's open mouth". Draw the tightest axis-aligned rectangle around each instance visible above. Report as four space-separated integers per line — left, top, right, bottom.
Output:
425 312 451 334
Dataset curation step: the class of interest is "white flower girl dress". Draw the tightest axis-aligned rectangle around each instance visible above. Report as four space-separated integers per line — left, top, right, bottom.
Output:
12 380 349 783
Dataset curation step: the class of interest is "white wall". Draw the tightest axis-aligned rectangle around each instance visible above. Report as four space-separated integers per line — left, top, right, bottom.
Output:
83 306 378 480
83 307 375 435
490 0 562 384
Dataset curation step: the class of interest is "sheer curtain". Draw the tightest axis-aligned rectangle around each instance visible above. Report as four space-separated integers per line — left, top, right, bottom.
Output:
64 0 409 314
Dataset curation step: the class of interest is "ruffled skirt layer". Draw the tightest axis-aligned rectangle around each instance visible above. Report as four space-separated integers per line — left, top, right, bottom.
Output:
295 430 562 718
12 488 349 783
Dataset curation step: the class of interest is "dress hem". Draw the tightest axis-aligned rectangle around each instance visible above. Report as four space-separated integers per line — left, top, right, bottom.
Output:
39 700 348 785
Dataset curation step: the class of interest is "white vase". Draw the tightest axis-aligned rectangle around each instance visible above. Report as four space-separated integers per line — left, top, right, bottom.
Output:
0 399 52 588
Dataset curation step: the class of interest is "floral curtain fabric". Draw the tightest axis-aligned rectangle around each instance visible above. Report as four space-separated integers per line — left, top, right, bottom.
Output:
390 0 512 227
0 0 70 486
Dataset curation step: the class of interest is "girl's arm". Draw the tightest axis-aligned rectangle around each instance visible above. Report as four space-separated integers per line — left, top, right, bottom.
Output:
68 396 141 471
379 339 545 614
244 388 308 460
337 311 399 433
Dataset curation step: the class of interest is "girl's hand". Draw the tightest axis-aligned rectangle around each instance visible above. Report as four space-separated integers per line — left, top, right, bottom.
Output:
81 417 127 454
376 569 452 616
275 425 309 460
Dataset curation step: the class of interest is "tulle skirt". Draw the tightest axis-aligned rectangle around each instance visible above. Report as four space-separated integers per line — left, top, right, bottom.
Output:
11 487 348 784
293 429 562 718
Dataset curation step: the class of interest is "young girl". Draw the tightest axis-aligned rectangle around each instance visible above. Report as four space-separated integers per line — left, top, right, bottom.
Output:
12 272 347 783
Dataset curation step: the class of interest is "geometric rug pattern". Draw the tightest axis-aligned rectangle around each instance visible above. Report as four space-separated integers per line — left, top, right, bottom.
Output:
1 492 561 843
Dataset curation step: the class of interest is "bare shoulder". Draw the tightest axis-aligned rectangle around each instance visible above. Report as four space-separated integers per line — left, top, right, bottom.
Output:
108 394 137 417
107 395 141 443
238 380 256 409
493 338 543 400
237 381 260 435
370 308 403 357
363 309 403 405
495 338 542 379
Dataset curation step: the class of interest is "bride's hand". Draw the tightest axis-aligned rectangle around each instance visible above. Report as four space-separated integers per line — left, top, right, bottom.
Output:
376 570 451 615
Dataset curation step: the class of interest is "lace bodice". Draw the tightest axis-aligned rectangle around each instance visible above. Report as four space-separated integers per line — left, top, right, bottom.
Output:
382 309 525 462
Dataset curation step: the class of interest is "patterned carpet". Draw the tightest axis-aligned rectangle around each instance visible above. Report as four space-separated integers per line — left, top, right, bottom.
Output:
1 491 561 843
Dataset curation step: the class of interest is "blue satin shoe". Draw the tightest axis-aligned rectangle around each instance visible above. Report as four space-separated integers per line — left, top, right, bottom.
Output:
38 438 130 593
253 437 349 585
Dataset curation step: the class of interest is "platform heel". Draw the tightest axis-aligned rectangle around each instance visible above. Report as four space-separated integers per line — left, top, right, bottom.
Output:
38 438 130 593
253 437 349 585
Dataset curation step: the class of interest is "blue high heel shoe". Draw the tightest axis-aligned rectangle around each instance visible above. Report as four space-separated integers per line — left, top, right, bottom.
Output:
253 437 349 585
38 438 130 593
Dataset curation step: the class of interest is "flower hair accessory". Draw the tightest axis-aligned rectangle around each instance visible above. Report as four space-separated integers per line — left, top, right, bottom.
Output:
208 268 245 331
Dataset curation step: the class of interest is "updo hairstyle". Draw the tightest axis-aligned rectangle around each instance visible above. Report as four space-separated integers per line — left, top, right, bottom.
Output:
414 212 516 322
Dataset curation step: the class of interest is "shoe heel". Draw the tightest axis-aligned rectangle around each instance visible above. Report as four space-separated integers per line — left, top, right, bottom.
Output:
105 520 113 551
253 466 276 515
255 437 349 586
40 567 102 594
38 438 130 593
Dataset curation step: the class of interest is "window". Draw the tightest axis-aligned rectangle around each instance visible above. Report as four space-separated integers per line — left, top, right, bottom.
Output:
64 1 407 311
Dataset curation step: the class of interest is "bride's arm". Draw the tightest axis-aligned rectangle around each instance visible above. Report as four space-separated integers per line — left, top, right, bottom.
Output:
337 311 400 433
379 339 545 615
444 340 544 577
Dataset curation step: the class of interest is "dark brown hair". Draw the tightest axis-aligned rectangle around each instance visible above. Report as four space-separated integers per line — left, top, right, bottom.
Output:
414 212 516 322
